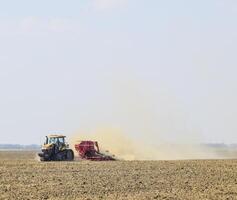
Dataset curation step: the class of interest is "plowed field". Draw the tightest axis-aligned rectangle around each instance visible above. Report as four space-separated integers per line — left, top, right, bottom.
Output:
0 151 237 200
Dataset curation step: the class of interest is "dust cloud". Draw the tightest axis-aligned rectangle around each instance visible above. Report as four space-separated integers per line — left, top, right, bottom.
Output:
34 153 41 162
69 75 233 160
70 127 222 160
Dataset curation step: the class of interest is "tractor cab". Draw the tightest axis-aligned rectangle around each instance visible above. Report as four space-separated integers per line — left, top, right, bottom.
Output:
45 135 67 146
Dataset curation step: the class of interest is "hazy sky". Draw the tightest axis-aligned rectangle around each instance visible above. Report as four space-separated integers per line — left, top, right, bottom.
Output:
0 0 237 144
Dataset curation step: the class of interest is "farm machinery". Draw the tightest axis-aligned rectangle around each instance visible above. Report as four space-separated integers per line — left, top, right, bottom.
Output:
75 141 116 161
38 135 74 161
38 135 115 161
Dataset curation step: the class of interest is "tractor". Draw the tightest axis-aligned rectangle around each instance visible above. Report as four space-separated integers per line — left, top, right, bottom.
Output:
38 135 74 161
75 141 116 161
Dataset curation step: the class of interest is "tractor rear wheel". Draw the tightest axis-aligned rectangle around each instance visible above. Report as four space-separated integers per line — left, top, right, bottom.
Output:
66 150 74 161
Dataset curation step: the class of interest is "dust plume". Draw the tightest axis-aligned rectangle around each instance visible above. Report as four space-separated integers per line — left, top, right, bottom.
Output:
34 153 41 162
70 127 222 160
69 74 231 160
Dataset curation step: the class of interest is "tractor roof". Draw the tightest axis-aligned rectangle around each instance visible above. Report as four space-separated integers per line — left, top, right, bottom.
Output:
48 135 66 138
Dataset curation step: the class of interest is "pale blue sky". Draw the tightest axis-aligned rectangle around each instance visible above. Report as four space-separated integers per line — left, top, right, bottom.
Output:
0 0 237 144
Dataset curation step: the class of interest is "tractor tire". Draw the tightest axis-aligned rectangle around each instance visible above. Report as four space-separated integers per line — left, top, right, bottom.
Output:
66 150 74 161
40 157 46 161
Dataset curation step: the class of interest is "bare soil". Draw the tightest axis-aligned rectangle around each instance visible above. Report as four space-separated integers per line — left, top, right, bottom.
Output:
0 151 237 200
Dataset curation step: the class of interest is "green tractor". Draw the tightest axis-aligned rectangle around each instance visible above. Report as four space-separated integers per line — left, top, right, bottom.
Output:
38 135 74 161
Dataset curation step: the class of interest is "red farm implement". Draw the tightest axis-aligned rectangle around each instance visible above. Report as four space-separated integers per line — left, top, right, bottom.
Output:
74 141 116 161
